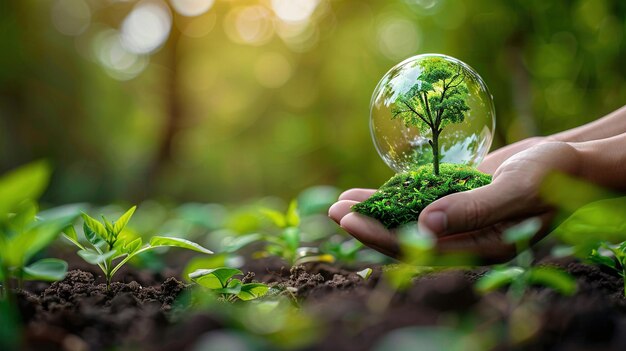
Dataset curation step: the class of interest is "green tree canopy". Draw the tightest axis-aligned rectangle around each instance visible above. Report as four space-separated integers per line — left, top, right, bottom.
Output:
391 58 470 175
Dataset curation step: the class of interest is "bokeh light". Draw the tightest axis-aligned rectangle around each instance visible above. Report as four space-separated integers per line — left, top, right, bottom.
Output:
3 0 626 204
224 5 274 46
51 0 91 36
171 0 215 17
121 0 172 54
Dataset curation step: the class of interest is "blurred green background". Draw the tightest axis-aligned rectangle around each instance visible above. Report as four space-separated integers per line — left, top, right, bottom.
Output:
1 0 625 205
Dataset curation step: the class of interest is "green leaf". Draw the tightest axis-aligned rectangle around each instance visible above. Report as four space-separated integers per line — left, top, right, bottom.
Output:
527 266 577 296
81 213 108 241
182 254 228 282
8 201 38 233
260 208 286 228
149 236 214 254
214 278 242 295
222 233 263 253
238 283 269 301
83 222 105 248
114 206 136 235
190 267 242 289
503 218 541 244
552 197 626 252
8 215 76 266
122 237 142 254
63 225 79 242
282 227 300 252
475 267 525 293
286 199 300 227
588 249 617 271
77 249 117 264
102 216 114 237
0 160 50 217
22 258 68 281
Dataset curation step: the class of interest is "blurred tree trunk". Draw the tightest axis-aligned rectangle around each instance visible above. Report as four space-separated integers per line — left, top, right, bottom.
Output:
138 27 182 199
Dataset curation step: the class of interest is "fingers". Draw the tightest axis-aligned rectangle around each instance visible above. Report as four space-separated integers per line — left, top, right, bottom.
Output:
338 188 376 202
418 174 541 236
328 200 358 224
339 213 400 257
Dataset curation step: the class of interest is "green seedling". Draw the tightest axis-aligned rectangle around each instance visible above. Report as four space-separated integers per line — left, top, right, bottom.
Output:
320 238 364 265
0 202 74 296
63 206 213 290
189 267 269 301
0 161 75 298
588 241 626 296
224 200 334 266
476 218 577 299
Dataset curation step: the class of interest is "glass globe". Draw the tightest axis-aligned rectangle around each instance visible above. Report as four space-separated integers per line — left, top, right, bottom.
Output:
370 54 495 173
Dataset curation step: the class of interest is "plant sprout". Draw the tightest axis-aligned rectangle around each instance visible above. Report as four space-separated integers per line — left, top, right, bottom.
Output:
588 241 626 296
63 205 213 290
0 161 75 298
223 200 333 266
0 202 75 296
476 218 577 298
189 267 269 302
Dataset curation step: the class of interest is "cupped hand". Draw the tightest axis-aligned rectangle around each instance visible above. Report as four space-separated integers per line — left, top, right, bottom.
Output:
329 141 580 263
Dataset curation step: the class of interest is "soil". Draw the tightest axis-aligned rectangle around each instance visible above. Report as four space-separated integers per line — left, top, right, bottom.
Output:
8 258 626 351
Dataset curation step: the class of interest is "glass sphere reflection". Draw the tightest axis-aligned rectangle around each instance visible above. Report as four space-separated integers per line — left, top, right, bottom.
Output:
370 54 495 173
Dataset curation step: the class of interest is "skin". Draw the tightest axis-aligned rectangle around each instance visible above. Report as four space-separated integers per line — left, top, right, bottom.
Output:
329 105 626 263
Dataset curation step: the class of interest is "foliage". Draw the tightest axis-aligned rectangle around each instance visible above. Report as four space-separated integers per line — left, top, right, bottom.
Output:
390 57 470 175
588 242 626 297
476 219 576 298
224 200 334 266
189 267 269 302
543 174 626 295
353 164 491 228
320 238 364 265
0 162 75 297
63 205 213 289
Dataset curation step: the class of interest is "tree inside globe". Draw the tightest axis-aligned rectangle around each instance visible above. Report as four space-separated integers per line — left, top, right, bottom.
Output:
355 54 495 229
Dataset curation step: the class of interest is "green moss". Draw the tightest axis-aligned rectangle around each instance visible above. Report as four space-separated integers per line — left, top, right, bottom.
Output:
353 163 491 229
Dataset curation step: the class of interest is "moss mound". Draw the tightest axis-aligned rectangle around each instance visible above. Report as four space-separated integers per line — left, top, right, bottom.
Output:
353 163 491 229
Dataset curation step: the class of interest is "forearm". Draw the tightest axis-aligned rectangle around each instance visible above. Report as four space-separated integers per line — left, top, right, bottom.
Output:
549 105 626 143
571 132 626 191
480 105 626 173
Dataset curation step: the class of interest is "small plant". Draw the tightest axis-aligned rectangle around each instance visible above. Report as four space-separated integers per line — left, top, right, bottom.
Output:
0 202 75 296
320 238 364 265
224 200 333 266
588 241 626 296
189 267 269 301
476 218 577 298
0 161 75 298
63 205 213 289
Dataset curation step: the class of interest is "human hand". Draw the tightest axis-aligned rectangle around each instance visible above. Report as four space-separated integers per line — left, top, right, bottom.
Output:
329 141 581 263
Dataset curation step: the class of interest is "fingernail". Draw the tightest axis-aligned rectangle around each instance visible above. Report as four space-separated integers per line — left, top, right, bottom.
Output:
424 211 447 234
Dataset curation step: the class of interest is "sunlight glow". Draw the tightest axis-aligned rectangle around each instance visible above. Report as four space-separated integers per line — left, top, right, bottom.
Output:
121 0 172 54
271 0 320 23
51 0 91 36
224 6 274 46
170 0 215 17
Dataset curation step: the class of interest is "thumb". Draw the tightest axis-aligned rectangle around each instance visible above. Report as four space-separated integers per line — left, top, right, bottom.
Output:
418 176 544 236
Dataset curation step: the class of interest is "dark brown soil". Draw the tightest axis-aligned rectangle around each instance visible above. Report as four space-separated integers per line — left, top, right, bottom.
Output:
8 259 626 351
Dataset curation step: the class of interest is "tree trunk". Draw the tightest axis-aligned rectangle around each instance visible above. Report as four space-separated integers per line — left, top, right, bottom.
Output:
431 129 440 176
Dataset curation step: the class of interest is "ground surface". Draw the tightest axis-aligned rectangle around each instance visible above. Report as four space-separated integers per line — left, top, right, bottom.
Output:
9 257 626 351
